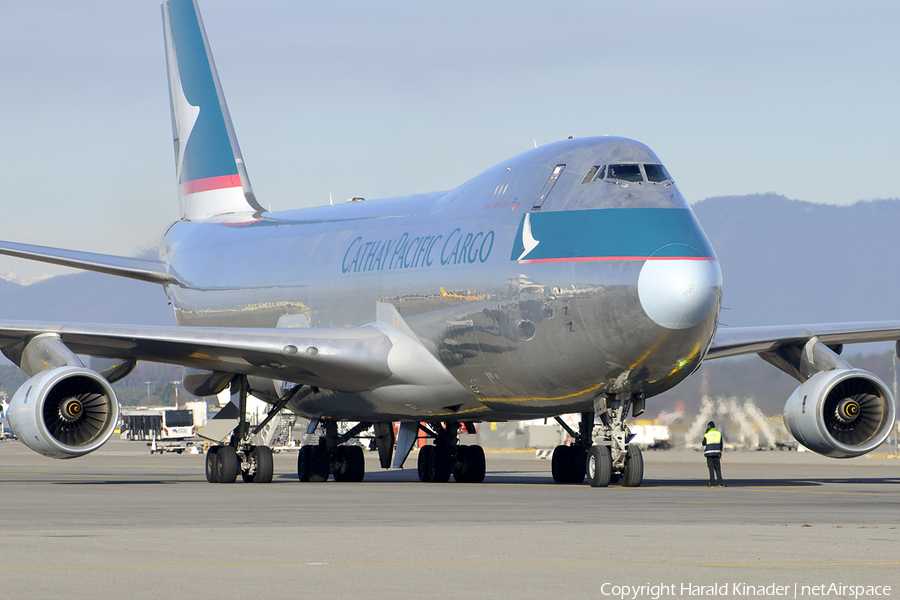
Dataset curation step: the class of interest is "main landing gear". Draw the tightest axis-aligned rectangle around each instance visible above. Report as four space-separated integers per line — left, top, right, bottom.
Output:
550 394 645 488
205 443 274 483
297 420 371 483
204 376 286 484
416 422 486 483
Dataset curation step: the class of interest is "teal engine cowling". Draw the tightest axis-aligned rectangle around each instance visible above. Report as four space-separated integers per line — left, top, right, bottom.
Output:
7 366 119 459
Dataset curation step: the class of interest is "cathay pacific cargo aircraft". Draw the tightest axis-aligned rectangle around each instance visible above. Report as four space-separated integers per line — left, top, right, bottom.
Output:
1 0 896 487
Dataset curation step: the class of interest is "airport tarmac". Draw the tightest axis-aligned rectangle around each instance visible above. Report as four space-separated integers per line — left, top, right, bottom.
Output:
1 439 898 600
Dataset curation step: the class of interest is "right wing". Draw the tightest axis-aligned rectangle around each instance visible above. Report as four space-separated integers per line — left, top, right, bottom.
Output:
0 321 393 392
0 240 180 285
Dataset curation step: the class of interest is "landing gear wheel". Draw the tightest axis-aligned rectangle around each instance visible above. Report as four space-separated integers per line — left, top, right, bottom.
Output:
430 444 452 483
569 446 587 484
417 445 434 482
469 446 487 483
551 445 586 483
551 445 571 483
250 445 274 483
309 445 330 482
453 446 485 483
453 445 471 482
344 445 365 482
333 446 349 482
333 445 364 482
621 445 643 488
217 445 238 484
205 446 220 483
297 445 313 482
587 445 612 488
460 445 485 483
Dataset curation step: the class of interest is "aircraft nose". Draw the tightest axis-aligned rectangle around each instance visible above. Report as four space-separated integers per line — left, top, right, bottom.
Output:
637 244 722 330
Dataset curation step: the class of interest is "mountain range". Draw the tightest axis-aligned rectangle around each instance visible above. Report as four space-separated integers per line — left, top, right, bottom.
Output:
693 194 900 327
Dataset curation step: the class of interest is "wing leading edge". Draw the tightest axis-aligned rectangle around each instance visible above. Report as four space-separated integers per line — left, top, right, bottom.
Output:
0 321 393 393
708 321 900 360
0 240 180 286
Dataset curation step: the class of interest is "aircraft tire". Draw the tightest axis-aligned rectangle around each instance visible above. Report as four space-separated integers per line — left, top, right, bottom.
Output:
587 445 612 488
431 444 452 483
251 445 274 483
205 446 220 483
569 446 587 484
468 445 486 483
333 446 348 482
345 445 365 482
309 445 330 482
217 445 239 484
297 445 313 482
452 445 471 482
551 445 570 483
417 445 434 482
621 445 643 488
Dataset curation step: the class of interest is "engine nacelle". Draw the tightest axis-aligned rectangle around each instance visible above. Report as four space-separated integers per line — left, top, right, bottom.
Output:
7 366 119 459
783 369 896 458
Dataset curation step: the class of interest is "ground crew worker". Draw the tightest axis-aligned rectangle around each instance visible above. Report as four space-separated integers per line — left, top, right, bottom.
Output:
702 421 725 487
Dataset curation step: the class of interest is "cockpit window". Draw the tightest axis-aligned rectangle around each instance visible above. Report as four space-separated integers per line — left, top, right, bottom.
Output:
607 164 643 183
580 165 606 184
644 164 672 183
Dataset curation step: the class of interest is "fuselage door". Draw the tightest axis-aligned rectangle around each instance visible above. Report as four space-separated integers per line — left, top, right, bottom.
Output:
531 164 565 211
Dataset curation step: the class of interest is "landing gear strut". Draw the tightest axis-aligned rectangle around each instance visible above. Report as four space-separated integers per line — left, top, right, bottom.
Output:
203 376 286 484
416 422 486 483
593 393 644 488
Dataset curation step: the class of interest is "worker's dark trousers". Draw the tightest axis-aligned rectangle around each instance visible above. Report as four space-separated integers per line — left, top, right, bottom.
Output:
706 456 723 485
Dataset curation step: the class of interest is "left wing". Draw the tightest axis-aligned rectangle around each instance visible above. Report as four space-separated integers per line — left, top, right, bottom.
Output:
705 321 899 459
707 321 900 360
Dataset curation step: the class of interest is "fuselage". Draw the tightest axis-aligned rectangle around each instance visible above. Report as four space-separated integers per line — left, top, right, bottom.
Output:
161 136 723 421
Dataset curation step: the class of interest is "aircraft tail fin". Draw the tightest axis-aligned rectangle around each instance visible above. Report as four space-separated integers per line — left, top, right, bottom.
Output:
161 0 265 220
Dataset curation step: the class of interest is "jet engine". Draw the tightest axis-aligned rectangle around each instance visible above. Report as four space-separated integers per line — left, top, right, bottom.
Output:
783 369 895 458
7 366 119 459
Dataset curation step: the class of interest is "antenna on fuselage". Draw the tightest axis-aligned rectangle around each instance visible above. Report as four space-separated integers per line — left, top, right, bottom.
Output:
329 193 334 206
533 139 537 148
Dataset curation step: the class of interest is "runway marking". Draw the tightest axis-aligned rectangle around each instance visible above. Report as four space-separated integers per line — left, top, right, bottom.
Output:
2 560 899 571
671 487 886 496
0 502 536 510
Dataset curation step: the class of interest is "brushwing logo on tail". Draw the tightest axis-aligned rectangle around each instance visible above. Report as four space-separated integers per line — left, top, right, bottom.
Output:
164 0 238 186
164 13 199 183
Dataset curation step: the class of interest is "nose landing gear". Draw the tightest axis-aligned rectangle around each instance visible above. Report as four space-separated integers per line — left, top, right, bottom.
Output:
550 393 645 488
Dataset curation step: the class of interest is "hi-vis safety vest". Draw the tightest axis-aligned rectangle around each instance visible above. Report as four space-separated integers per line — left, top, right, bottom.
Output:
703 429 723 457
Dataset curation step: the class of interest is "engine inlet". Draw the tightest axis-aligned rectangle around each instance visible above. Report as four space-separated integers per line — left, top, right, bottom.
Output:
823 378 888 446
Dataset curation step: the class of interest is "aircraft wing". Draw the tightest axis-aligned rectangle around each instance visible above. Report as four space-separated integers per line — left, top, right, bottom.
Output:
0 240 180 285
0 321 393 392
707 321 900 360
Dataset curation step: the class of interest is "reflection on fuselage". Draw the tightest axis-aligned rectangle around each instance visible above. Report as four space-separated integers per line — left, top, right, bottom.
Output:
163 136 722 420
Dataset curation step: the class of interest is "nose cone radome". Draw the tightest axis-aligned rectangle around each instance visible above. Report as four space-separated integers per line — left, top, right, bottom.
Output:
637 245 722 330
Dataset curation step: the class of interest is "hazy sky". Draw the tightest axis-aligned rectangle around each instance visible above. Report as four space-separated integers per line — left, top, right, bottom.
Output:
1 1 898 281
